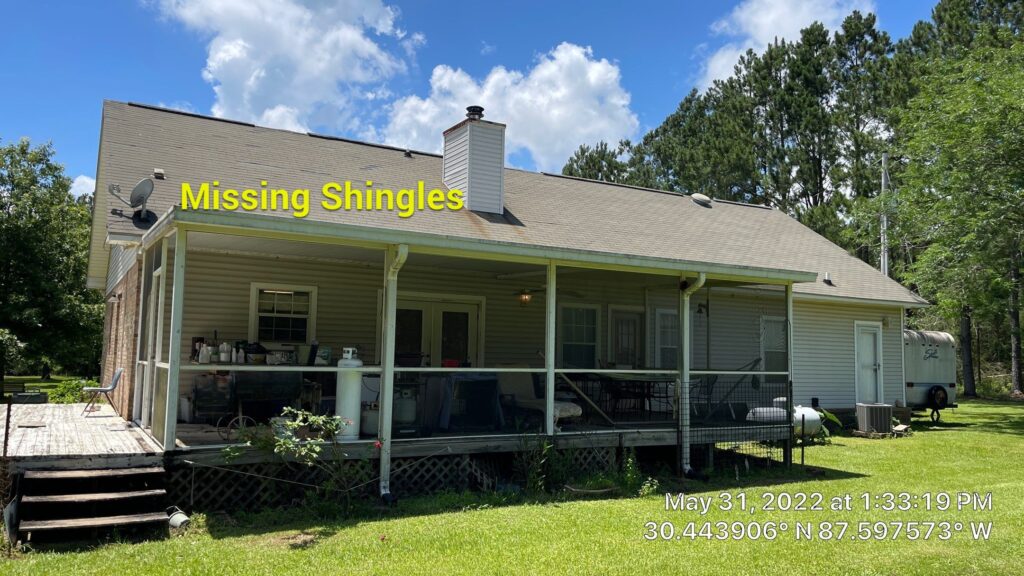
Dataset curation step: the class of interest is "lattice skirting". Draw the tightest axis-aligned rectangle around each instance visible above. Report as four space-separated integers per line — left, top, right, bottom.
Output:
569 446 617 475
167 459 376 512
166 447 616 512
391 454 499 494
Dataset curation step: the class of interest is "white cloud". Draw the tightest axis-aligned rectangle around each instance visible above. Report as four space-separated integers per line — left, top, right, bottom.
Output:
480 41 495 56
157 0 418 132
382 43 639 172
70 175 95 198
699 0 875 88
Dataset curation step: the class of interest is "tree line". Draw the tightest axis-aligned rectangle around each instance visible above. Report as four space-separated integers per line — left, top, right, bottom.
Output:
0 139 103 381
563 0 1024 397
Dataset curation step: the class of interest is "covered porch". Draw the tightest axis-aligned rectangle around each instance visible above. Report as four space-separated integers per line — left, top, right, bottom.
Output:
131 209 810 490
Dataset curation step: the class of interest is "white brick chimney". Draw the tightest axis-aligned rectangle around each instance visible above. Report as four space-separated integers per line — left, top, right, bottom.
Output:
443 105 505 214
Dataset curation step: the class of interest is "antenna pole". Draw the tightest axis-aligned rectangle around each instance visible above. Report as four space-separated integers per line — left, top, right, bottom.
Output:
880 152 889 278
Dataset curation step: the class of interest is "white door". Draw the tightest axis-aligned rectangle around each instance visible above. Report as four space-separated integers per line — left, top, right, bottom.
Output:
856 323 883 403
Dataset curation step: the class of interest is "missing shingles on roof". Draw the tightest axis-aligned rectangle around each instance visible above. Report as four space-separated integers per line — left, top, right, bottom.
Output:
540 172 684 197
127 102 256 128
307 132 442 158
712 198 773 210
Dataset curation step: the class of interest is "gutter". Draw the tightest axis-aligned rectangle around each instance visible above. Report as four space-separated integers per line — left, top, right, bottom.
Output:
378 244 408 501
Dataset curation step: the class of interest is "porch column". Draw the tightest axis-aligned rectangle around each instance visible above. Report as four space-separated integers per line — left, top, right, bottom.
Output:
132 247 147 420
784 283 794 467
677 272 705 474
378 243 408 497
545 261 557 435
163 229 187 448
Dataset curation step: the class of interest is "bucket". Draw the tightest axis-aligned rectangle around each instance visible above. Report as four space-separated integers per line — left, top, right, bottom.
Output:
167 506 190 529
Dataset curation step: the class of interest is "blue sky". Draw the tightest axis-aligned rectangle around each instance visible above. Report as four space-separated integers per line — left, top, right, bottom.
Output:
2 0 937 195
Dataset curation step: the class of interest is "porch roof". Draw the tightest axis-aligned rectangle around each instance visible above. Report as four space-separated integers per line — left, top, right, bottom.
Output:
91 101 927 306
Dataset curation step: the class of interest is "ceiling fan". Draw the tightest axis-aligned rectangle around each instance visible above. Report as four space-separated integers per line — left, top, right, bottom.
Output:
512 285 585 302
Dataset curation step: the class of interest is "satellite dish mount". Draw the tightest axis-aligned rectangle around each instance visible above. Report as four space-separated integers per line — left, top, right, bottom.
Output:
108 178 155 221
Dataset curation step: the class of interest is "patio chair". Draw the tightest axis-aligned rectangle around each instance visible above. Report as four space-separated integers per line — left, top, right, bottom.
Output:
82 367 123 416
497 370 582 427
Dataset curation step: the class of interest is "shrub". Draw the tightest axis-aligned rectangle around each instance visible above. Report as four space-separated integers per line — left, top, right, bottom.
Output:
978 374 1013 399
50 378 95 404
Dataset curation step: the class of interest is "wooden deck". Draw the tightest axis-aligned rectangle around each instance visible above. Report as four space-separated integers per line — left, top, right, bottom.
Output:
1 403 163 471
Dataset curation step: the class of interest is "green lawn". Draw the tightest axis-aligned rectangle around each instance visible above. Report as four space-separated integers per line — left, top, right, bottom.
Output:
2 375 78 392
5 399 1024 575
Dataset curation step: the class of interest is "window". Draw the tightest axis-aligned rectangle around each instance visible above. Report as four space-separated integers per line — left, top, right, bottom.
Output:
559 305 599 368
249 284 317 345
761 316 788 383
655 309 678 369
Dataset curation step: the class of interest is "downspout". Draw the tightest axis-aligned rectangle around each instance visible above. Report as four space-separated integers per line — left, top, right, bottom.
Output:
378 244 408 501
678 272 706 475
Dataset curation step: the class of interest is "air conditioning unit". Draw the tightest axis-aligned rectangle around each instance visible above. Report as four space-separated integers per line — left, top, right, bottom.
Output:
856 403 893 434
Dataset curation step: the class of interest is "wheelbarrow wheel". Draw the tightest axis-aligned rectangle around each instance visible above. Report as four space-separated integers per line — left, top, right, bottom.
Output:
217 415 258 441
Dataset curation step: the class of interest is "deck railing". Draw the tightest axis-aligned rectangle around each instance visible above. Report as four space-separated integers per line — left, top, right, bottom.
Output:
164 363 793 448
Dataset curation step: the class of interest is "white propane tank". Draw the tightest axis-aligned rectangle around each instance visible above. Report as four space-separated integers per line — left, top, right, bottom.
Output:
336 347 363 440
792 406 822 437
772 397 788 409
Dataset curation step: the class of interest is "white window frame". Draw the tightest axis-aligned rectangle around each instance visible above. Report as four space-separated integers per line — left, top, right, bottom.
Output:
654 307 679 369
760 315 789 386
759 315 788 370
557 303 602 368
248 283 318 346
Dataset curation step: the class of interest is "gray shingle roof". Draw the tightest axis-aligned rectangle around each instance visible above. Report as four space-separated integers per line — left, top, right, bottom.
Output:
91 101 926 306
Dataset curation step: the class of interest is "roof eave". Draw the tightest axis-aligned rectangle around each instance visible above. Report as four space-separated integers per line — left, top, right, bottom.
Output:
794 290 930 309
167 208 819 284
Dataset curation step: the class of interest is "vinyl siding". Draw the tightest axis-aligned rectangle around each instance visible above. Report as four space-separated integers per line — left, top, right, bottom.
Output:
465 123 505 213
645 287 785 372
106 244 139 295
792 300 904 408
442 125 469 194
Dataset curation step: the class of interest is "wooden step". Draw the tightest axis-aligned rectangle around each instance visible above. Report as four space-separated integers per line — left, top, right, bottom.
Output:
19 512 168 532
23 466 165 480
22 489 167 504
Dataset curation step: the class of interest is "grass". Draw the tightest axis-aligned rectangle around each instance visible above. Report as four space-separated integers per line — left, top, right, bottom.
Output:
2 375 78 392
4 399 1024 575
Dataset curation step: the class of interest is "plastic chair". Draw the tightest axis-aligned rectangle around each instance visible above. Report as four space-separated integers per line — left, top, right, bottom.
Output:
82 367 123 416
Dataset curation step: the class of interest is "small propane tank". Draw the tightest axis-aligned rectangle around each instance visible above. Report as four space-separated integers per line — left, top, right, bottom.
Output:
792 405 822 437
336 347 363 439
394 387 417 424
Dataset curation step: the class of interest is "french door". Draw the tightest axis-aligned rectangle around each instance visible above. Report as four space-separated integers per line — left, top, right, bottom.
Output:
395 299 479 367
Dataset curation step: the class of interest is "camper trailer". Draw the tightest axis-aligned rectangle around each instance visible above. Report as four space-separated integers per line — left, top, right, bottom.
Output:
903 330 958 421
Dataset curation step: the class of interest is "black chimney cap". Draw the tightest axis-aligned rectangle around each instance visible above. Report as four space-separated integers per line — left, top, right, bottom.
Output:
466 105 484 120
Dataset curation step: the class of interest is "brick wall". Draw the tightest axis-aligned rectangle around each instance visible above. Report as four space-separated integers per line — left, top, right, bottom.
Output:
99 260 141 419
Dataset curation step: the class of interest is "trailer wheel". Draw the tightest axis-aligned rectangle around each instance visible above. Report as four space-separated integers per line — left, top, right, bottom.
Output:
930 409 940 422
927 385 949 410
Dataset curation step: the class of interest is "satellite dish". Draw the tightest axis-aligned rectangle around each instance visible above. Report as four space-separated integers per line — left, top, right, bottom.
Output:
108 178 154 220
